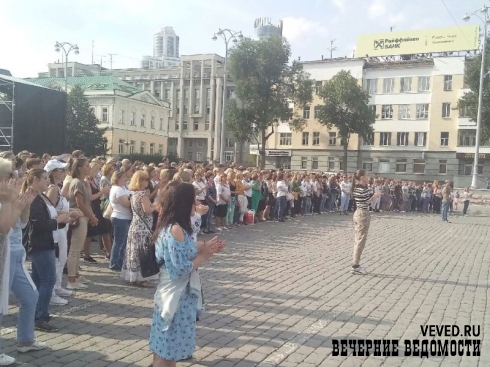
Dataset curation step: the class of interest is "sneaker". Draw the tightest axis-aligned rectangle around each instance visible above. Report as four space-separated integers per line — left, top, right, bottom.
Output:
215 227 222 231
35 321 59 332
66 282 87 290
55 288 73 297
222 227 229 230
83 256 97 263
17 341 47 353
77 275 91 284
208 230 216 233
0 354 15 366
351 266 368 275
50 294 68 306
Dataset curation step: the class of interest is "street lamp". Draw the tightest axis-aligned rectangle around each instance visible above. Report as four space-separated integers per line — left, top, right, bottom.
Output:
463 5 489 188
54 41 80 93
212 28 243 164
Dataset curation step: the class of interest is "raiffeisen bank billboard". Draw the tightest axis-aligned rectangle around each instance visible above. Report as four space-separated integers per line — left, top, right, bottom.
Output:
357 25 480 57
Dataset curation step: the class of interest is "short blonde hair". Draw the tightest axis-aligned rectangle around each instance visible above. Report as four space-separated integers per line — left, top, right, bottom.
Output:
0 157 13 177
173 170 192 183
128 170 149 191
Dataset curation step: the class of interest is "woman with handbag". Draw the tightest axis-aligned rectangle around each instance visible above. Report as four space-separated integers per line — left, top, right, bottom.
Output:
121 171 159 286
149 181 225 367
109 171 131 271
22 169 71 332
83 162 111 263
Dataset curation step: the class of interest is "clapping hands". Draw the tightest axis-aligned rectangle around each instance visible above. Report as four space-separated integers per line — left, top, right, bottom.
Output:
198 236 226 259
0 179 20 204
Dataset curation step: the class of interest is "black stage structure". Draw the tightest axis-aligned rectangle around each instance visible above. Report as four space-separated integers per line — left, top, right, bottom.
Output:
0 74 67 154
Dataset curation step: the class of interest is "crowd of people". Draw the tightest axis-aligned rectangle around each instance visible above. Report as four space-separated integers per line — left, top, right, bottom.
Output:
0 148 479 366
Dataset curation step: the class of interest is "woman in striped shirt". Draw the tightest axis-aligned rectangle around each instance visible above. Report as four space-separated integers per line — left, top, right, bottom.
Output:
351 169 382 275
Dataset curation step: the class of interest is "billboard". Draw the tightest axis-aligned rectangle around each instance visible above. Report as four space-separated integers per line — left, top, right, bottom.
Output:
357 25 480 57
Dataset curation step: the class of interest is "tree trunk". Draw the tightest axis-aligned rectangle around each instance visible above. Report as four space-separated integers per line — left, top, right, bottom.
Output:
343 141 348 174
259 129 266 169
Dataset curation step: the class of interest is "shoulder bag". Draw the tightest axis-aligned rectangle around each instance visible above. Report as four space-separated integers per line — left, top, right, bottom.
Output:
131 201 161 278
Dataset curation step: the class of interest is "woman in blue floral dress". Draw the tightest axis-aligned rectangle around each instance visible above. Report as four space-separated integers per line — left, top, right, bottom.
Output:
149 181 225 367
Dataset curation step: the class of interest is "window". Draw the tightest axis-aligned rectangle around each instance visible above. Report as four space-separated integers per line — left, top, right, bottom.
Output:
463 164 483 175
195 89 201 99
418 76 430 92
175 122 179 131
303 107 310 119
311 157 319 170
184 106 188 115
339 160 345 171
206 107 210 115
164 89 170 100
150 143 155 155
378 159 390 173
458 129 476 146
328 132 337 146
187 152 193 161
398 105 411 119
313 132 320 145
158 144 163 156
416 104 429 119
188 140 193 147
440 132 449 146
176 89 181 99
381 105 393 119
380 132 391 146
279 133 292 145
414 132 427 147
301 157 307 169
119 110 125 124
205 121 210 131
444 75 452 91
129 140 135 154
184 89 189 99
183 121 188 130
365 79 377 94
225 138 234 148
362 134 374 146
314 106 321 119
159 117 163 130
413 159 425 174
439 160 447 174
400 77 412 92
176 107 180 115
194 105 200 114
442 103 451 118
102 107 108 122
198 139 204 147
150 116 155 129
130 112 136 126
459 105 471 117
227 88 235 99
395 159 407 173
140 142 146 154
397 132 409 146
197 152 203 162
328 157 335 171
206 88 211 99
118 139 124 154
224 152 233 162
194 120 199 131
383 78 394 93
315 81 322 94
141 114 146 127
302 132 309 145
362 162 373 171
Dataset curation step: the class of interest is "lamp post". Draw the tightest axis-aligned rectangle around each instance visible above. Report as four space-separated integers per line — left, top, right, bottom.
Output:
463 5 489 188
55 42 80 93
212 29 243 164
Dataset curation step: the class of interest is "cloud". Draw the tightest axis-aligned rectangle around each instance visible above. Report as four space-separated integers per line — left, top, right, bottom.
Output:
331 0 346 12
282 17 328 42
369 0 387 18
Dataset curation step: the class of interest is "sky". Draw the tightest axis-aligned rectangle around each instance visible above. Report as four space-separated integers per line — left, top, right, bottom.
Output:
0 0 486 78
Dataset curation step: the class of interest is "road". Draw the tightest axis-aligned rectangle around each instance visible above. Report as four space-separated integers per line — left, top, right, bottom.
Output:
2 206 489 366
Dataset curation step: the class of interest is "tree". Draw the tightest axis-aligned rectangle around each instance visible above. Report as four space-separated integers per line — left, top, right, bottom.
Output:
226 35 313 168
457 37 490 142
316 70 375 173
66 85 107 157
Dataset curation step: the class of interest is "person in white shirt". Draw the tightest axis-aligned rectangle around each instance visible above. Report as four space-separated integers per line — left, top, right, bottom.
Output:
276 173 288 222
301 177 312 215
340 175 352 215
242 171 253 210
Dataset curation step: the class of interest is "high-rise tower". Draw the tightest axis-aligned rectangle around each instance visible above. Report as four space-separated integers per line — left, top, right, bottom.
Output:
153 27 180 58
254 18 283 40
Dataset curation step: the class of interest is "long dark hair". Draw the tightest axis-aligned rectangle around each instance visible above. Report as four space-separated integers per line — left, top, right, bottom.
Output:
21 168 45 194
70 158 88 179
154 181 194 239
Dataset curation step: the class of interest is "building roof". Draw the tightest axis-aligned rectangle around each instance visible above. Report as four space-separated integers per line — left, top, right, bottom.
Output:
24 75 140 94
0 74 52 89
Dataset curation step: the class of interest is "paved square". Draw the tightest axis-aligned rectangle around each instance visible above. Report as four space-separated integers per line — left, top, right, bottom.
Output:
2 206 489 366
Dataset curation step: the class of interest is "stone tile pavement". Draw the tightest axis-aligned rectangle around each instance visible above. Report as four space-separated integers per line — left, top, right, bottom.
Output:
2 206 490 366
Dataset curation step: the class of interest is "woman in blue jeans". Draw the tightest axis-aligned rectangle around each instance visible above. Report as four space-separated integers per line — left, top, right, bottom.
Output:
22 169 70 333
109 171 132 271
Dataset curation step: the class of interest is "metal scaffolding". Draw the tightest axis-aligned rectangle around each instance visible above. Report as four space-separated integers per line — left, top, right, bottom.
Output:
0 76 14 151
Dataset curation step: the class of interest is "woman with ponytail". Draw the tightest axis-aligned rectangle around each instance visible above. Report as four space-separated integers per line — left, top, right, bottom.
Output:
23 169 70 332
351 169 382 275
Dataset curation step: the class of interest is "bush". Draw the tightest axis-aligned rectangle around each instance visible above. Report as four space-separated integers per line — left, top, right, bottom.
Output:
118 153 179 165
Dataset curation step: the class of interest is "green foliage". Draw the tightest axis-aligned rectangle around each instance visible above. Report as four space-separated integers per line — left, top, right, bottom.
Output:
119 152 179 164
457 37 490 142
226 35 313 168
66 85 107 157
316 70 375 173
